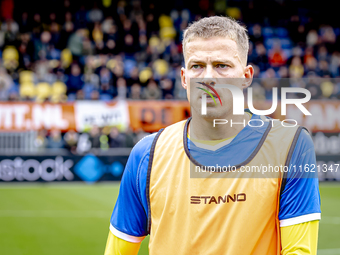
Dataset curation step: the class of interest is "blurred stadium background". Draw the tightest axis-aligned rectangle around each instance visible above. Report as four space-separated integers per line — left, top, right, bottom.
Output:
0 0 339 254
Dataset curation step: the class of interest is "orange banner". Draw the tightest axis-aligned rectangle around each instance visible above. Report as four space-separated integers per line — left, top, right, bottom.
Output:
0 102 76 132
0 100 339 133
286 101 340 133
128 101 190 132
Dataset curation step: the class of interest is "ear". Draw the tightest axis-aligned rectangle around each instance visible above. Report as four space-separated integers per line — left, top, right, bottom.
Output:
242 64 254 89
181 67 188 89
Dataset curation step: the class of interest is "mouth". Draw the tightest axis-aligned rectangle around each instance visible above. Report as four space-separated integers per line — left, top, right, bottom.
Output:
200 92 218 99
197 90 220 106
200 93 219 107
196 82 223 106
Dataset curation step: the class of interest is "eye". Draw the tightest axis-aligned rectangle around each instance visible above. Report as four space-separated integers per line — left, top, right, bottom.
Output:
216 64 228 69
191 64 201 69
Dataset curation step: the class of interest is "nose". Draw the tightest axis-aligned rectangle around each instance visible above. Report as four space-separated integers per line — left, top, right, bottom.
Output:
202 66 218 85
200 79 217 88
203 65 214 79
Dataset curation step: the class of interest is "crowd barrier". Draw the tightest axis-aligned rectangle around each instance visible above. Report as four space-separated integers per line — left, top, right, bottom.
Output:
0 100 339 132
0 100 338 182
0 153 129 183
0 153 338 182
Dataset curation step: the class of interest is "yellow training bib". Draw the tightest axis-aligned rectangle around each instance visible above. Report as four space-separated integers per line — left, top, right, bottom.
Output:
147 118 301 255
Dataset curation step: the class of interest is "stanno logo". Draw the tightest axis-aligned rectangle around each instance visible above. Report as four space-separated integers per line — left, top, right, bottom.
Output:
190 193 246 204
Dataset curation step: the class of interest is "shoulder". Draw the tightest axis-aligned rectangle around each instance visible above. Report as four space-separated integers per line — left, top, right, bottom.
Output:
155 119 188 141
128 120 188 172
127 119 187 169
119 132 158 203
259 115 312 145
122 132 157 180
131 133 157 160
129 119 188 163
293 128 314 155
162 119 188 132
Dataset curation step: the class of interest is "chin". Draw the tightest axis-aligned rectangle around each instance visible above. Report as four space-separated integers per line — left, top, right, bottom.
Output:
199 107 231 121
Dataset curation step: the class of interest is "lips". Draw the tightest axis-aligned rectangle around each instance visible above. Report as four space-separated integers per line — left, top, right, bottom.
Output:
202 92 218 98
196 82 223 106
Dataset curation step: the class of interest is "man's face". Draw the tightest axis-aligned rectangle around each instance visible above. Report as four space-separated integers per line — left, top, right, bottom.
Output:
181 36 254 120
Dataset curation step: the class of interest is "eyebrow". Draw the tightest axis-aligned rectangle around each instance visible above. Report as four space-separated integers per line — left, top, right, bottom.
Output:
212 59 234 64
187 59 204 64
187 59 234 65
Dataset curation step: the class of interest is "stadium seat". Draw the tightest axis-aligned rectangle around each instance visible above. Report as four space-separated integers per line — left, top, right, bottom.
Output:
153 59 169 76
83 83 95 99
49 60 60 69
19 82 36 99
264 38 292 50
2 46 19 70
99 94 113 101
263 27 274 38
106 59 117 70
149 36 165 54
321 81 334 98
276 28 289 38
264 38 275 48
124 59 137 75
61 49 73 69
36 82 52 102
19 71 34 84
139 68 153 83
52 81 67 95
160 27 176 40
51 81 67 102
226 7 241 20
159 15 173 28
283 49 292 59
280 38 292 49
8 83 19 94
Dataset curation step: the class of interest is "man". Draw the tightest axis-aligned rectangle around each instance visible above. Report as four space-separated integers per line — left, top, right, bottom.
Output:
105 16 321 254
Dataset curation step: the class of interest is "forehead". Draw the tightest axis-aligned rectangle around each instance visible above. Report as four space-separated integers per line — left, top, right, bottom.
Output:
185 37 239 61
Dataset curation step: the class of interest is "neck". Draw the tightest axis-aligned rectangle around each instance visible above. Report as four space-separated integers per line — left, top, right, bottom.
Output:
188 110 250 140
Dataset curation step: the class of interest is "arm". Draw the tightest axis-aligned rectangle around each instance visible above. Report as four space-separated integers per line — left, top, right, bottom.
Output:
105 134 155 255
279 129 321 254
104 231 141 255
281 220 319 255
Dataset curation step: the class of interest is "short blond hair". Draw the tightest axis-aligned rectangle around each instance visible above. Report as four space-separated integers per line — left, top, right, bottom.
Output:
182 16 249 65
